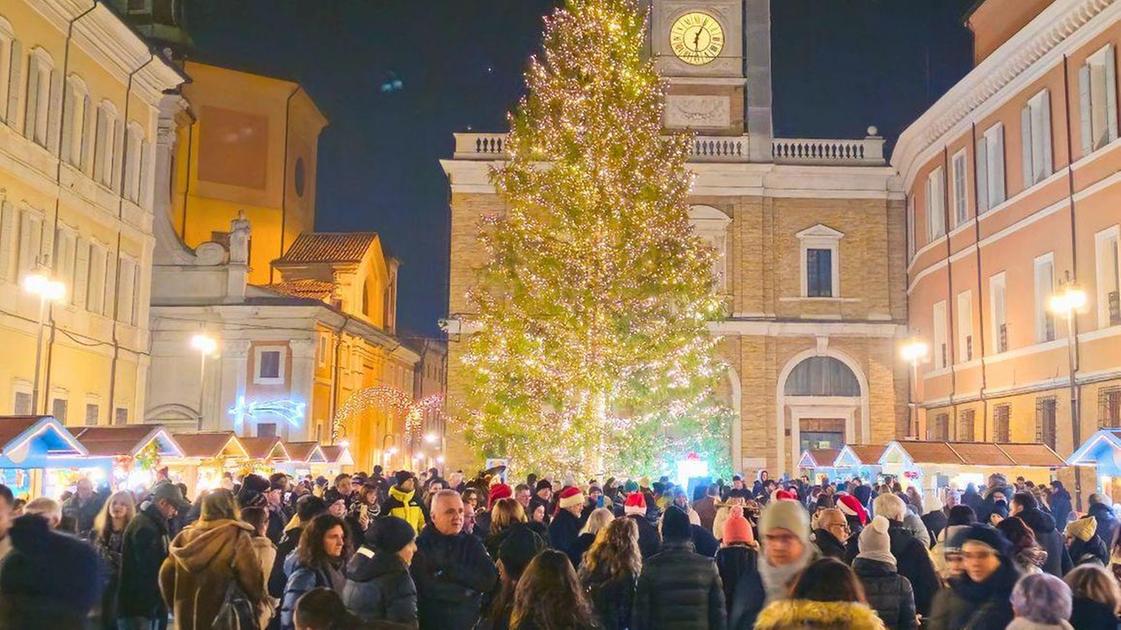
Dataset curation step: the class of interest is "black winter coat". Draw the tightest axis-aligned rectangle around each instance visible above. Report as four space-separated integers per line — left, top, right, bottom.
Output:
886 521 939 617
116 503 170 619
1050 489 1073 530
411 524 498 629
582 570 637 630
269 525 303 598
633 540 726 630
485 522 546 565
1071 533 1110 566
852 558 917 630
1091 502 1120 549
1070 595 1121 630
342 545 418 626
1019 506 1073 577
690 524 719 558
812 528 847 561
926 561 1017 630
61 494 104 537
626 514 662 560
715 545 756 618
548 509 583 567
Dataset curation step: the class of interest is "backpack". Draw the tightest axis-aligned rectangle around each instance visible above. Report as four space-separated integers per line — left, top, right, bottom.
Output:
213 535 259 630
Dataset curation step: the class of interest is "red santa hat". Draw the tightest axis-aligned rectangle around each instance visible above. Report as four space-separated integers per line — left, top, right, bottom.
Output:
774 489 798 502
623 492 647 516
488 483 513 510
556 485 585 513
837 493 870 526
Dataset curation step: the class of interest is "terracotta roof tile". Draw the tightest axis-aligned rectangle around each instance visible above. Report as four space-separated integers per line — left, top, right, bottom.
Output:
285 441 325 463
72 426 165 457
847 445 887 464
948 442 1015 466
806 448 839 467
997 443 1066 467
275 233 377 265
896 441 965 465
0 416 44 451
240 436 286 460
172 432 243 459
269 279 334 300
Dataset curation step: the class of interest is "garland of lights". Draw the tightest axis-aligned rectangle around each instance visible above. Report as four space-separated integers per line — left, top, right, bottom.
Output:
331 385 444 445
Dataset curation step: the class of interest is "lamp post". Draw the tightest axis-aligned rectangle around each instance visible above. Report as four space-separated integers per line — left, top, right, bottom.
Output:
190 333 218 431
1049 273 1087 509
900 338 929 439
22 273 66 415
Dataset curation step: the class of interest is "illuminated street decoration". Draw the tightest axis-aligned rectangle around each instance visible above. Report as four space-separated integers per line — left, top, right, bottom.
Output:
331 385 444 443
229 396 307 428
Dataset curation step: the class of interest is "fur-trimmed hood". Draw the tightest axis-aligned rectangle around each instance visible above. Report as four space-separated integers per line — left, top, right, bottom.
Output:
753 599 887 630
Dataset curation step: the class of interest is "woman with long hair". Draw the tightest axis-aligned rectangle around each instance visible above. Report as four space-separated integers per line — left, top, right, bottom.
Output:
754 557 886 630
158 488 267 630
487 497 537 560
573 507 614 568
995 516 1047 575
91 490 135 629
280 513 349 630
578 517 641 630
510 549 597 630
1065 564 1121 628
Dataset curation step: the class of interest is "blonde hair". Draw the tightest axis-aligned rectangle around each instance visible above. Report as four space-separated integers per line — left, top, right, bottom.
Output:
579 516 641 583
25 497 61 525
491 497 527 534
1065 564 1121 614
94 490 136 542
579 507 614 537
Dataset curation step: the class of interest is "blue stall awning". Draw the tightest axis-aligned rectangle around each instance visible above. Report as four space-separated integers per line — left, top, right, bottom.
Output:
1068 429 1121 474
0 416 87 468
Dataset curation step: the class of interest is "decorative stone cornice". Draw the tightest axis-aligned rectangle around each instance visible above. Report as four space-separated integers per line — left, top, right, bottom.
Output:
893 0 1117 188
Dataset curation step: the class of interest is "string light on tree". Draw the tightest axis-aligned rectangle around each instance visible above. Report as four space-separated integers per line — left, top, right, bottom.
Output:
461 0 733 478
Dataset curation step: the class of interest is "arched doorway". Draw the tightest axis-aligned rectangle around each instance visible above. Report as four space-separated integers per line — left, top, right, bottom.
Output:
775 350 869 473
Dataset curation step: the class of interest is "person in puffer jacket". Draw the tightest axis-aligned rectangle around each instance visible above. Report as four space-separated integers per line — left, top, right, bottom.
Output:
342 515 418 627
633 506 725 630
852 516 917 630
382 472 426 534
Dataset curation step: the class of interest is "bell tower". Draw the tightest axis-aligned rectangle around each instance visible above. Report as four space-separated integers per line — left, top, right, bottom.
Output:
649 0 773 161
107 0 193 56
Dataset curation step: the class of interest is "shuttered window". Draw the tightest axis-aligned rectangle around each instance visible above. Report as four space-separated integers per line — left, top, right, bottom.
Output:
994 405 1011 442
958 409 976 442
1079 44 1119 156
1021 89 1053 186
1036 397 1057 450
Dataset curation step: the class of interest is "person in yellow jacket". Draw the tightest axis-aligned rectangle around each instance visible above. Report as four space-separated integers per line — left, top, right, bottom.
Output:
382 471 426 533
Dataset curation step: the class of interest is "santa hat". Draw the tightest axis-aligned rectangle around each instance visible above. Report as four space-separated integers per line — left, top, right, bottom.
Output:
624 492 647 516
556 486 585 513
837 493 870 526
774 488 798 502
488 483 513 510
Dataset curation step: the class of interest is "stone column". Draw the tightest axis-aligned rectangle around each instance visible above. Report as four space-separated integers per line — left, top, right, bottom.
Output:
217 339 251 433
744 0 773 163
289 338 318 441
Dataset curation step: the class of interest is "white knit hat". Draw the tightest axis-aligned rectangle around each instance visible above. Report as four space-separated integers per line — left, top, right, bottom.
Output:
858 515 896 568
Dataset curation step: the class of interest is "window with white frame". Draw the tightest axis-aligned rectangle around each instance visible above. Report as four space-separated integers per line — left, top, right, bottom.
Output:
0 18 16 125
926 167 946 241
688 206 731 293
796 224 843 298
16 208 43 278
976 123 1006 212
24 48 53 147
72 237 89 309
1080 44 1119 155
1096 226 1121 327
87 242 107 314
254 345 286 385
116 256 137 325
53 226 76 294
951 150 968 227
933 300 948 370
990 272 1008 353
64 76 90 169
124 123 144 203
957 290 974 362
1034 253 1056 342
0 199 14 281
317 333 329 368
50 396 67 423
1022 89 1053 186
94 101 117 188
84 402 98 426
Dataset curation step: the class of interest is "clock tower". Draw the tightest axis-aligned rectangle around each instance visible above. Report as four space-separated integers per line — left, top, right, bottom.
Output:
650 0 773 161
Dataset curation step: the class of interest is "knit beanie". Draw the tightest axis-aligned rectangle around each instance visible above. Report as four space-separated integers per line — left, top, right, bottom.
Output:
857 515 896 567
535 479 553 493
722 505 755 545
623 492 646 516
957 523 1012 559
499 525 546 579
1065 515 1098 542
836 493 869 526
662 506 692 542
366 515 416 553
759 499 810 546
488 483 513 510
557 486 585 511
623 479 640 493
394 470 412 486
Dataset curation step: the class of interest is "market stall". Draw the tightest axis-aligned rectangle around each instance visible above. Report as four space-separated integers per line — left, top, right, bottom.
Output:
796 448 839 483
239 436 291 476
0 415 90 499
1068 429 1121 506
166 431 250 496
69 425 184 495
833 444 886 482
278 441 327 479
315 445 355 478
880 440 1064 509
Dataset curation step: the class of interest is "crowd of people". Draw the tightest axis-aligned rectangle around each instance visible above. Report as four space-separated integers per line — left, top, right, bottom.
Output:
0 466 1119 629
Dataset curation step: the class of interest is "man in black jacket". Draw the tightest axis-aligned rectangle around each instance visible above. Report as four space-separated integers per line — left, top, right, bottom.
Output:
1011 491 1072 577
61 477 104 538
548 485 586 567
412 489 497 629
1088 493 1118 548
268 495 327 600
812 507 849 561
633 506 725 630
117 482 189 630
873 493 940 619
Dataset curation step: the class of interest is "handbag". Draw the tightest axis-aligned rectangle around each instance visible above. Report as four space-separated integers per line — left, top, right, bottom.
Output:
213 533 260 630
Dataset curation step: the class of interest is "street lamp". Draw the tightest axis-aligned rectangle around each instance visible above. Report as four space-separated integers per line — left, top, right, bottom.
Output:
23 273 66 414
900 338 929 439
1049 274 1087 509
424 432 437 444
191 333 218 430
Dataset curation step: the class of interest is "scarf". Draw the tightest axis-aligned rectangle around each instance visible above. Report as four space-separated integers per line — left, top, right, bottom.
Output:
758 545 813 603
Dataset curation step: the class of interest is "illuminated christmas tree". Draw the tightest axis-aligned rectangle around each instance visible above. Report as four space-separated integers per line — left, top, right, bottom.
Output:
462 0 732 477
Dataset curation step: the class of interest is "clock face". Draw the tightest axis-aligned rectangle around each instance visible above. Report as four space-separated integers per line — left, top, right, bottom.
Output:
669 12 725 66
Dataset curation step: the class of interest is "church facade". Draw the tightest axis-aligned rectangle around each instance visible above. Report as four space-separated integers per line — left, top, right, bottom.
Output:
441 0 910 476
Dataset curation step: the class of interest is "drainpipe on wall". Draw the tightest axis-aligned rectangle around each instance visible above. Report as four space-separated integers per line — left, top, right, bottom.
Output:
970 122 991 442
1061 53 1084 510
272 86 301 286
941 146 960 439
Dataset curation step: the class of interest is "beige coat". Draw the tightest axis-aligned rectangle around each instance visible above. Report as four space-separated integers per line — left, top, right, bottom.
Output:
250 535 278 629
158 518 267 630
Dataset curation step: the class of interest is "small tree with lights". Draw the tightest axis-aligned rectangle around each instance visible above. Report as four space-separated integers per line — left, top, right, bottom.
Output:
462 0 732 478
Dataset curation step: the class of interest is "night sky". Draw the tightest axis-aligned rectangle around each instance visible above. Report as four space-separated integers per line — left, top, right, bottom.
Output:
182 0 975 339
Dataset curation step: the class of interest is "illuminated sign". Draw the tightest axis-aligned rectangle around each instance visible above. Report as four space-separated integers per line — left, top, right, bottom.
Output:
229 396 306 428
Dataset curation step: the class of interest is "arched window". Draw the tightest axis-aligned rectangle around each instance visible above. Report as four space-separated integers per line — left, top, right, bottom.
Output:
784 356 860 397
